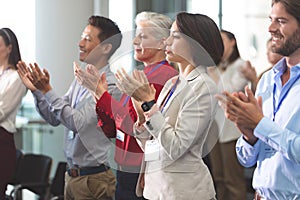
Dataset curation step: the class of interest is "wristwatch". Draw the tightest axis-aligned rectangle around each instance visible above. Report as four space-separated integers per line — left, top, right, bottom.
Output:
141 100 156 112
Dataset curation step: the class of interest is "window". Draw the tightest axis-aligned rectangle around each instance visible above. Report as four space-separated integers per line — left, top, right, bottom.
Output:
187 0 272 74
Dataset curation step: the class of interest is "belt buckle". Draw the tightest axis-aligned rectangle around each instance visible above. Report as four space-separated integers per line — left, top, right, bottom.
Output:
69 168 80 177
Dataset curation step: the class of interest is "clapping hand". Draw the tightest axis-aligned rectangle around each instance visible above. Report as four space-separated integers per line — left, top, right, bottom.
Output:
74 62 98 92
17 61 37 91
86 64 108 98
115 68 155 102
215 86 262 145
27 63 51 94
17 61 51 94
74 62 108 98
131 97 145 125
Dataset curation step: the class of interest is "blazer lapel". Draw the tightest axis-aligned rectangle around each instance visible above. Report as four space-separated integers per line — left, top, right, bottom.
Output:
159 76 187 113
159 68 204 113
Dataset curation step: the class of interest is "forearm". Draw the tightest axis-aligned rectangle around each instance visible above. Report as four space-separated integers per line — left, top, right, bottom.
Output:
33 90 61 126
238 126 258 146
33 89 82 131
96 92 117 138
255 117 300 163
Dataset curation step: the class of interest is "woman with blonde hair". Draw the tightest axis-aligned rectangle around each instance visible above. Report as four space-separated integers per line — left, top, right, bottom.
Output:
75 11 178 200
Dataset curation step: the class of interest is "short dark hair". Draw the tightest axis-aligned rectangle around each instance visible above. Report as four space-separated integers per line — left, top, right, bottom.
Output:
0 28 21 69
272 0 300 25
88 16 122 58
220 29 240 64
175 12 224 66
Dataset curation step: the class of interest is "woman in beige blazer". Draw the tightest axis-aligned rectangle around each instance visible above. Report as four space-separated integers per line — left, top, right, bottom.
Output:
115 12 224 200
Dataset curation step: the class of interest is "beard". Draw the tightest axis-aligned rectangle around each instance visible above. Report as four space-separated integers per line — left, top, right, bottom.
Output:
272 28 300 56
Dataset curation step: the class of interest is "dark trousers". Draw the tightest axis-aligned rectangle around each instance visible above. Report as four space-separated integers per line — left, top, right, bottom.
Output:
0 127 16 200
115 170 147 200
209 140 247 200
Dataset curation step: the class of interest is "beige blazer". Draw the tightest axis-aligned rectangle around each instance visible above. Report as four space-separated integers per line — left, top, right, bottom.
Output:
135 67 217 200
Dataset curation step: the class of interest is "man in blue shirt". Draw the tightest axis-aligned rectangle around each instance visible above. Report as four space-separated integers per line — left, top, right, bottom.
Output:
216 0 300 199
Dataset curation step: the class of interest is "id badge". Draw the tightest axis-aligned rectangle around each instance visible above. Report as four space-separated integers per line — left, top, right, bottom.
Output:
116 130 125 142
67 131 75 140
144 139 160 161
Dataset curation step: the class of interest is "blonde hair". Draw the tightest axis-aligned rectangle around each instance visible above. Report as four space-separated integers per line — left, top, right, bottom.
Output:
135 11 172 39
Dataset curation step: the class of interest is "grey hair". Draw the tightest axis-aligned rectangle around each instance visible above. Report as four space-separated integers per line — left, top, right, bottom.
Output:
135 11 172 39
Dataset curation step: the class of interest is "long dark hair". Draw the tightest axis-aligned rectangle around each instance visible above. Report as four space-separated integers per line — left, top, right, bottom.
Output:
0 28 21 69
220 29 240 65
176 12 224 66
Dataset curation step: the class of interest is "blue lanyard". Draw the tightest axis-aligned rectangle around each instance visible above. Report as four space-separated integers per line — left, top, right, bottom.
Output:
161 77 179 113
146 60 166 76
273 73 300 121
122 61 167 107
122 95 131 107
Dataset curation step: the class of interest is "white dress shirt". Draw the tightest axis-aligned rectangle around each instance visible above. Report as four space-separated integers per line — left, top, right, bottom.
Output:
0 69 27 133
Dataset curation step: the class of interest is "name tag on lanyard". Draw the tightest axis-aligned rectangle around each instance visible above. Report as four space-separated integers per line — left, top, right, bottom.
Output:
67 130 75 140
144 139 160 161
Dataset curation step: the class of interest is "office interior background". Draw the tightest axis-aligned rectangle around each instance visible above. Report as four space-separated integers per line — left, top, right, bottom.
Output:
1 0 271 198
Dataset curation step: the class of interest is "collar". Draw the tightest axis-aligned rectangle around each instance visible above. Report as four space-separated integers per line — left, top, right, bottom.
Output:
98 64 110 74
185 66 206 81
273 58 300 80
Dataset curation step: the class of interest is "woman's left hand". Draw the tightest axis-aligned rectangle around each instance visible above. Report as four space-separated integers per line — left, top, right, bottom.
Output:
115 68 155 102
131 97 145 125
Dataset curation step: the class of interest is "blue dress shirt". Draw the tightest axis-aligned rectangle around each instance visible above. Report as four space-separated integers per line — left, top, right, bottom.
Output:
236 58 300 200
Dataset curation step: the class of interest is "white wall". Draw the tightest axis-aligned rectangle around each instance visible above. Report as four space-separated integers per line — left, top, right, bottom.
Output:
33 0 95 179
0 0 36 62
35 0 94 95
